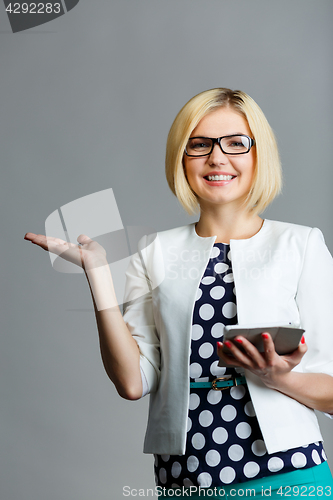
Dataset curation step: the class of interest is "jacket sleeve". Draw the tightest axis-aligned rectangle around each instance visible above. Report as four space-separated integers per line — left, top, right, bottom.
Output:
122 235 161 395
295 227 333 378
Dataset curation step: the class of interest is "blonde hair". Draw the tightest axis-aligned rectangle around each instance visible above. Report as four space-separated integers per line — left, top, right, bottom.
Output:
165 88 282 216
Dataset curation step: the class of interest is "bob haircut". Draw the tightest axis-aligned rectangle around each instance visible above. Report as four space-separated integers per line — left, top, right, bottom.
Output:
165 88 282 216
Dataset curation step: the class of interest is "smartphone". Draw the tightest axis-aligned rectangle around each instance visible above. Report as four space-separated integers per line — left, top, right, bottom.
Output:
218 323 305 367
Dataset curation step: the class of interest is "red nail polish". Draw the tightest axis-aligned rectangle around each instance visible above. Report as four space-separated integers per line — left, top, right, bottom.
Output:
224 341 231 348
262 333 269 339
217 342 223 348
235 338 243 344
301 335 305 344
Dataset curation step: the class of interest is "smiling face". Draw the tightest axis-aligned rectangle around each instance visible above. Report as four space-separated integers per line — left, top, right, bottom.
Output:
183 106 256 213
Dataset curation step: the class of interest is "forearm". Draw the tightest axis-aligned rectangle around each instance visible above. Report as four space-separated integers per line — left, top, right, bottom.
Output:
269 372 333 414
85 262 143 400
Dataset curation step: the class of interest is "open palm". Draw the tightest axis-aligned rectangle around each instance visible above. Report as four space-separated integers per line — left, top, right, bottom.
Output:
24 233 107 271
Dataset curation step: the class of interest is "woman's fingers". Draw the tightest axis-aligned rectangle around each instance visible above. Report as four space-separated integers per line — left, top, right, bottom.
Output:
216 342 244 367
233 336 268 369
25 233 71 253
284 335 307 365
77 234 93 245
218 339 257 369
24 232 85 268
217 333 278 371
24 232 44 244
24 232 36 240
24 233 54 251
261 332 277 366
25 233 91 252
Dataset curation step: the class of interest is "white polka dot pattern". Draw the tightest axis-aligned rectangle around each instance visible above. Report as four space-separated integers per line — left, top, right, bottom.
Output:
221 404 237 422
223 273 234 283
198 342 214 359
199 303 214 321
201 276 215 285
230 385 246 400
228 444 244 461
210 286 226 300
211 322 224 338
198 410 213 427
207 389 222 405
244 401 256 417
210 246 220 259
212 427 228 444
243 461 260 478
214 262 229 274
191 324 204 341
171 462 182 478
252 439 267 456
187 455 199 472
192 433 205 450
154 243 326 488
197 472 212 487
206 449 221 467
222 301 237 319
219 466 236 484
159 468 167 484
267 457 284 472
291 452 307 468
210 360 226 377
189 362 202 379
235 422 252 439
189 393 200 411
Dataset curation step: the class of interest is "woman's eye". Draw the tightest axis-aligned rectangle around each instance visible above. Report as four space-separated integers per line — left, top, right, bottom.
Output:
189 139 211 150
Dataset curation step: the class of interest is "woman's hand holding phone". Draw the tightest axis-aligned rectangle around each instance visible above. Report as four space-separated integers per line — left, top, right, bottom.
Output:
217 332 307 391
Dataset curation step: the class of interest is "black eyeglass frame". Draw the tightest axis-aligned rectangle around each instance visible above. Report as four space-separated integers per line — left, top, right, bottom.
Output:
184 134 256 157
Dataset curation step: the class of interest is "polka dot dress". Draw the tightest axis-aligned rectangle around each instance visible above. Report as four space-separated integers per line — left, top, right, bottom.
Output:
154 243 327 488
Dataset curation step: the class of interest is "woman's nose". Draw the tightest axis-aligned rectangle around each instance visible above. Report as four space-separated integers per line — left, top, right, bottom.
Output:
208 142 228 165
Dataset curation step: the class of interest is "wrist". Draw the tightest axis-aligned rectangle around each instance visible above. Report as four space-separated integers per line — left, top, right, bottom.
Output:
262 371 296 392
83 256 109 273
85 262 118 311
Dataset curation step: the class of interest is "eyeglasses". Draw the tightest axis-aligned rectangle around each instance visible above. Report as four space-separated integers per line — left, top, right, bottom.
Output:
184 134 255 157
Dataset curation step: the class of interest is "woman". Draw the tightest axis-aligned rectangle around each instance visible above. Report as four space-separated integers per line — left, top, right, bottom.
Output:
25 88 333 498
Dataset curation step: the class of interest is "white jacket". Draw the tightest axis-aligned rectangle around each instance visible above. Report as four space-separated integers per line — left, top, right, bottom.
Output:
122 219 333 455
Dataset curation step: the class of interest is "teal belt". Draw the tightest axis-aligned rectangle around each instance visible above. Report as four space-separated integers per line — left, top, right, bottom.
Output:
190 374 247 391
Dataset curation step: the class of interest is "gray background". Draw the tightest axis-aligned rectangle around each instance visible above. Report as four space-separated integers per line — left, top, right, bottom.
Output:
1 1 332 499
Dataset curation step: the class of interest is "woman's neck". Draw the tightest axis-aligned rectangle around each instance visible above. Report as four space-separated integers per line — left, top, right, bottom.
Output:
195 206 264 244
